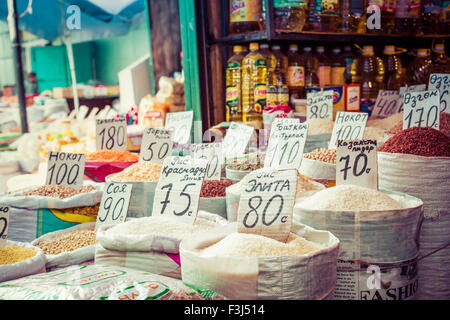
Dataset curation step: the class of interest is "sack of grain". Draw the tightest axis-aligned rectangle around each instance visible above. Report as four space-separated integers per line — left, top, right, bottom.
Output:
0 182 103 242
299 157 336 188
225 168 324 222
180 221 339 300
95 212 228 279
378 152 450 300
304 134 332 153
31 222 96 271
198 180 238 219
294 185 424 300
0 240 47 282
0 264 225 300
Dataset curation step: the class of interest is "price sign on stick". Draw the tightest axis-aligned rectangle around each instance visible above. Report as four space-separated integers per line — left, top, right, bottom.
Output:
152 156 208 225
95 182 133 231
329 112 368 149
237 169 297 243
336 139 378 190
402 90 440 130
191 143 223 180
96 118 127 151
397 85 427 113
306 90 333 120
46 151 86 190
222 122 254 161
140 128 174 164
164 111 194 145
0 206 10 249
264 118 308 170
371 90 400 118
428 74 450 113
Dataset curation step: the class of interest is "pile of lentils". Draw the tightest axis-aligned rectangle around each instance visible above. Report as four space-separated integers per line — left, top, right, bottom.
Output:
378 127 450 157
24 185 96 199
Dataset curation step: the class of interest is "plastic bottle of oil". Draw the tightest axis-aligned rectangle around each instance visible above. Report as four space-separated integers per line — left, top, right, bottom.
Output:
395 0 423 35
270 44 290 106
274 0 307 32
305 0 322 31
242 42 266 128
287 44 306 100
319 0 340 32
339 0 353 32
431 42 450 73
225 45 246 122
405 48 433 85
229 0 263 34
342 45 357 84
331 47 346 85
382 45 403 90
260 43 278 107
316 46 331 87
440 1 450 34
422 0 441 34
351 45 385 114
301 46 320 88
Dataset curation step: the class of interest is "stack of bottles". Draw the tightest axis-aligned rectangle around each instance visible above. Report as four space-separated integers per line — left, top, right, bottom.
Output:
228 0 449 35
225 41 449 124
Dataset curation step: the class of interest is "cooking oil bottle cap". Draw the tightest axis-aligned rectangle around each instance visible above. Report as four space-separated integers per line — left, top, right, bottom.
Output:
272 44 281 50
249 43 259 51
332 47 341 54
317 46 325 53
260 43 269 49
383 45 396 55
289 44 298 51
362 46 374 56
417 48 429 57
233 45 243 53
304 46 312 52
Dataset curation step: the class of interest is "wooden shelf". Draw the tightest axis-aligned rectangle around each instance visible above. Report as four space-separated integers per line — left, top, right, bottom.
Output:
209 30 449 45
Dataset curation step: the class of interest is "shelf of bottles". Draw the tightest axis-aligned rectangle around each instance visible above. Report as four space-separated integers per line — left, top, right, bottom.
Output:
197 0 449 130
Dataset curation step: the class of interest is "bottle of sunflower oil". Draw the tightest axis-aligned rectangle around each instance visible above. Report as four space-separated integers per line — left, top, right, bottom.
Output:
287 44 306 100
242 42 267 129
273 0 307 32
269 44 290 106
382 45 403 90
260 43 278 107
225 45 246 122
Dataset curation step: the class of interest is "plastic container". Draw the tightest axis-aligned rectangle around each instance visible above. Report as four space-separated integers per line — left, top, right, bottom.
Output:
229 0 263 34
274 0 307 32
287 44 306 100
226 45 246 122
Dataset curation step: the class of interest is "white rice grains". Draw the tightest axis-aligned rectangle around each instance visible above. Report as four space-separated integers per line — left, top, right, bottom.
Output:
197 232 320 258
105 216 219 239
298 185 403 211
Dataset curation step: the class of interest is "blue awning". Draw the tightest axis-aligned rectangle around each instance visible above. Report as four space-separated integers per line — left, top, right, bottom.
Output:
0 0 145 43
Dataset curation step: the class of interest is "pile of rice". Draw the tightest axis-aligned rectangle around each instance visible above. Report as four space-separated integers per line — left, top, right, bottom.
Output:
305 119 335 135
112 162 162 182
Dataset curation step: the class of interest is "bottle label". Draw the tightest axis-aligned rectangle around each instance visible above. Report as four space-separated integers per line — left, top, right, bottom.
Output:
278 86 290 105
317 66 331 87
331 67 346 85
287 66 305 87
227 61 241 70
274 0 307 8
267 86 278 106
230 0 260 22
254 83 267 112
321 0 339 15
226 86 240 113
254 59 266 67
344 57 355 82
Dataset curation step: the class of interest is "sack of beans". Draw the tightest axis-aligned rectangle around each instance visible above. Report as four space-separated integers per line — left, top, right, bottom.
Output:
199 179 238 219
299 148 336 188
95 211 228 279
84 150 139 183
0 264 225 300
377 127 450 300
0 182 103 242
294 185 424 300
179 221 339 300
0 240 47 282
225 168 324 222
106 161 162 218
31 222 97 271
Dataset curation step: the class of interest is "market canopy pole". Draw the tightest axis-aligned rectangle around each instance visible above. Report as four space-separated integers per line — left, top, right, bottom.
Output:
64 36 80 116
7 0 28 133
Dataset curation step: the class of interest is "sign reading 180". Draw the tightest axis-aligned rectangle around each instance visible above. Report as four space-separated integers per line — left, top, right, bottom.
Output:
96 118 127 151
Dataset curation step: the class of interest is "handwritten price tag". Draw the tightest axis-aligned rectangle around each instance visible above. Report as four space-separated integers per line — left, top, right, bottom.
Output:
403 90 440 130
222 122 254 161
164 111 194 145
152 156 207 225
46 152 86 190
140 128 174 164
96 118 127 151
336 139 378 190
95 182 133 231
0 206 10 249
237 169 297 243
264 118 308 170
306 90 333 120
191 143 223 180
428 73 450 113
397 85 427 114
371 90 400 118
329 112 368 149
